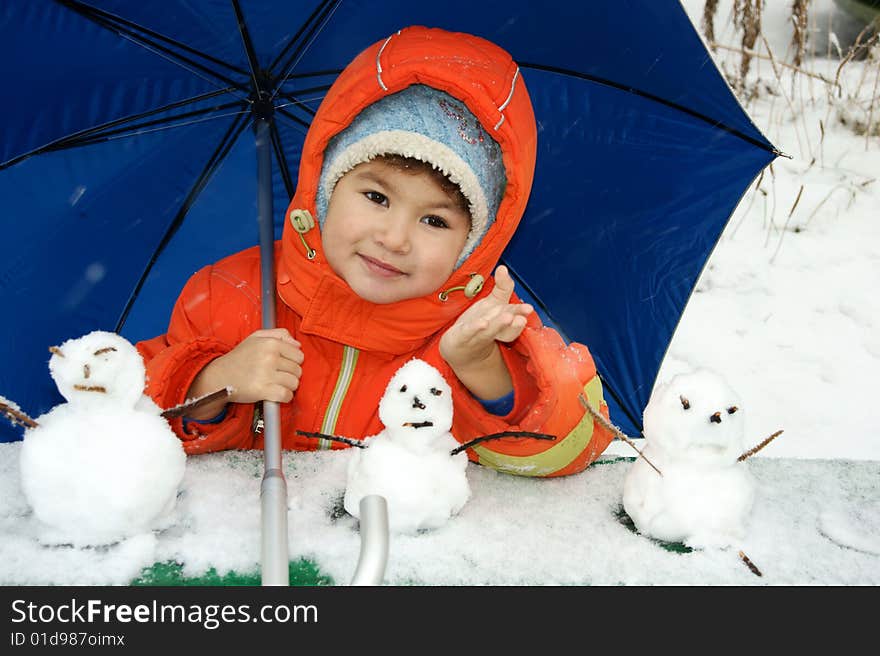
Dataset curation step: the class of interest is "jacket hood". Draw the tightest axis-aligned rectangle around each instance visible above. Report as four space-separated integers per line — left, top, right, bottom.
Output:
278 25 537 354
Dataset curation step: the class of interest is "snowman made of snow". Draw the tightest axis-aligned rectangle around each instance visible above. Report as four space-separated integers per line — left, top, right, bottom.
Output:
16 330 187 546
622 369 755 549
343 359 471 535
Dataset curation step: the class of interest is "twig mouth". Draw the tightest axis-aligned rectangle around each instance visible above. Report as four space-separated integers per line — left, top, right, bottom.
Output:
73 385 107 393
403 421 433 429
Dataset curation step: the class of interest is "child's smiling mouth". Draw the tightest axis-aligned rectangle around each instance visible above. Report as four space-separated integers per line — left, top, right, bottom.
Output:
358 254 406 278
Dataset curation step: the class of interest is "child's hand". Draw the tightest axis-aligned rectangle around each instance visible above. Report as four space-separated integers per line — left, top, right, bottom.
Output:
439 265 533 399
185 328 304 419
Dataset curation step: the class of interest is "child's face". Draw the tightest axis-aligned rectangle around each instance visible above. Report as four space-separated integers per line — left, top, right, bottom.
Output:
322 159 471 304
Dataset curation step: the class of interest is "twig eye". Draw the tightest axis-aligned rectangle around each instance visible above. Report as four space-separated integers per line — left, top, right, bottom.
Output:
399 385 407 393
727 406 739 414
94 347 117 356
680 395 690 410
430 387 442 396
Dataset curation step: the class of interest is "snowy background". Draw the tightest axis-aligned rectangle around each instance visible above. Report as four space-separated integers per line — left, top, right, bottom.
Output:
604 0 880 462
1 0 878 585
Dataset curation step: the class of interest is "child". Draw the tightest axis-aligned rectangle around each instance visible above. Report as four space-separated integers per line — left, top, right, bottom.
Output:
136 26 613 477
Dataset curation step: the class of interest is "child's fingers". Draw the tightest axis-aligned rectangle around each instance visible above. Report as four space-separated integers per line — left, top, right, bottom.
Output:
277 341 305 365
511 302 533 317
495 314 529 342
274 357 302 379
273 371 301 393
460 311 511 344
489 265 515 303
460 302 529 340
265 383 295 404
253 327 300 346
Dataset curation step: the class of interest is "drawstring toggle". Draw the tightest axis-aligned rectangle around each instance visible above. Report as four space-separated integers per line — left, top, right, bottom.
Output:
288 209 317 260
439 273 484 301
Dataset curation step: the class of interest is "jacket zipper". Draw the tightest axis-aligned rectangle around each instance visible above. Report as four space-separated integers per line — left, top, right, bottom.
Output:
318 345 359 449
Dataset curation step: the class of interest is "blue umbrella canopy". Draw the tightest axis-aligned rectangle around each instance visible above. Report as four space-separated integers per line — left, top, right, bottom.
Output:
0 0 777 442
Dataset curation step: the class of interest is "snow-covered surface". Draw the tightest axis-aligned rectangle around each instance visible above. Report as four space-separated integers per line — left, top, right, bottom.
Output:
0 0 877 585
1 443 877 585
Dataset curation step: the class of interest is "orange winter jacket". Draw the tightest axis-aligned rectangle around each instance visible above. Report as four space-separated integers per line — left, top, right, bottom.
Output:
137 26 613 477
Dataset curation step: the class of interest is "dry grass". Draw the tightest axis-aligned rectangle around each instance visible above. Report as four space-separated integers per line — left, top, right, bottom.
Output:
700 0 879 145
698 0 878 259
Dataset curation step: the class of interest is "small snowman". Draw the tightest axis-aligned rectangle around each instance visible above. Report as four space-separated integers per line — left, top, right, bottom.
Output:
343 359 471 535
14 330 187 546
622 369 755 550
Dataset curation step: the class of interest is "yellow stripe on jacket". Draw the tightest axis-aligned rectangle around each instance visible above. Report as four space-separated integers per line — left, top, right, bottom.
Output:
472 375 605 477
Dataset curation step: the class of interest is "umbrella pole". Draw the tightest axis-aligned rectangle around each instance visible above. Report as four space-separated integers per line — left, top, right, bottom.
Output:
255 116 289 586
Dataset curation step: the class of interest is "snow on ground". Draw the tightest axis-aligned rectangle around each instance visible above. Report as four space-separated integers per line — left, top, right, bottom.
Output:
1 1 877 586
1 443 878 585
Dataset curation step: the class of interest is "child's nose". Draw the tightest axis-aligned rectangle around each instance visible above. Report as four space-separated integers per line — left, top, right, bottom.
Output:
374 214 410 253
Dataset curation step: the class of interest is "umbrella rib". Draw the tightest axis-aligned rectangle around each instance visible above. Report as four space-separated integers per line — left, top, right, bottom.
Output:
269 0 342 102
267 0 338 74
274 96 320 117
230 0 264 97
518 62 778 155
594 370 645 437
275 107 311 132
56 0 251 79
44 103 248 152
269 123 296 200
115 113 251 334
275 84 335 116
0 89 242 171
502 261 561 334
56 0 251 100
277 69 343 82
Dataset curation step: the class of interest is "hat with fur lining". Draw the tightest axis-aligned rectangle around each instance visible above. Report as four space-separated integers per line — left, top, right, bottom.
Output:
315 84 506 267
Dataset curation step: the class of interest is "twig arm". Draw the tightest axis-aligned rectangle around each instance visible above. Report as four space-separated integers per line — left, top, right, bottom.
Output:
450 431 555 456
0 397 38 429
160 387 234 419
578 393 663 477
739 550 763 577
737 429 784 461
295 430 367 449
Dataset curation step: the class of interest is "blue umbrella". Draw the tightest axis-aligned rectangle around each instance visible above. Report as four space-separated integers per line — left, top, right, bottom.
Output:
0 3 777 460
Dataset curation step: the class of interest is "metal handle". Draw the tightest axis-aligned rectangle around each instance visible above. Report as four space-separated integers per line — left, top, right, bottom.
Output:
350 495 389 586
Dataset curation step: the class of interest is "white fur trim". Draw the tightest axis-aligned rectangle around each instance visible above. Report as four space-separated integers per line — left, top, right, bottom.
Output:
321 130 489 259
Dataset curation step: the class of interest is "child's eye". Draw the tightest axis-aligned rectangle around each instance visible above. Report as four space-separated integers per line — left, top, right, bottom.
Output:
364 191 388 206
421 215 449 229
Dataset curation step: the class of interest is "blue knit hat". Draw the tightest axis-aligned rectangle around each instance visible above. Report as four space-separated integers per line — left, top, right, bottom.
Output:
316 85 506 267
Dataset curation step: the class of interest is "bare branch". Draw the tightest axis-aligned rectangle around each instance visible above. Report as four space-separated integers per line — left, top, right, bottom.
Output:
707 42 833 84
738 429 784 461
0 398 38 429
450 431 555 456
160 387 233 419
739 550 763 576
578 393 663 477
295 430 366 448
